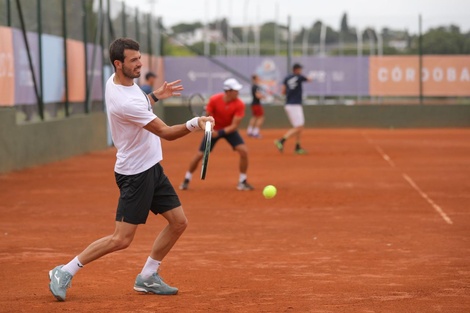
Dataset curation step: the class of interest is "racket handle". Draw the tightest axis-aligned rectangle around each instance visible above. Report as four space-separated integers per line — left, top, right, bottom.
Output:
205 121 211 132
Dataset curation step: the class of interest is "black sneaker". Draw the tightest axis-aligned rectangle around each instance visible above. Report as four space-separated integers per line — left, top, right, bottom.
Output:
179 179 190 190
237 180 254 191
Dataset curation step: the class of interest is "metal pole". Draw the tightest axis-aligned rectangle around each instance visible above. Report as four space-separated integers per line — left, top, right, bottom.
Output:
86 0 103 113
274 1 279 56
147 14 152 69
156 17 162 56
356 28 362 103
287 15 292 72
135 7 139 42
419 14 423 104
243 0 249 56
7 0 11 26
320 22 327 56
37 0 44 116
62 0 69 116
122 1 126 37
83 0 89 113
16 0 43 120
204 0 209 56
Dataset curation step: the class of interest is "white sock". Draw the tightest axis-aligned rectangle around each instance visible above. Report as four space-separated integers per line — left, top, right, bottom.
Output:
247 126 253 134
140 256 161 279
62 256 84 276
184 171 192 180
253 127 259 135
239 173 247 183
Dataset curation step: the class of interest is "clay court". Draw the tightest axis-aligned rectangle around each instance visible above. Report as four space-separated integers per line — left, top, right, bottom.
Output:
0 128 469 312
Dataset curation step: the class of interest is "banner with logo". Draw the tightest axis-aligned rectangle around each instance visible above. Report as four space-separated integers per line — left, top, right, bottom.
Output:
369 56 470 96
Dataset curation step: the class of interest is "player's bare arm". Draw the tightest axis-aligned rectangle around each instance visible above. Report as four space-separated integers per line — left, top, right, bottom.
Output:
144 116 214 141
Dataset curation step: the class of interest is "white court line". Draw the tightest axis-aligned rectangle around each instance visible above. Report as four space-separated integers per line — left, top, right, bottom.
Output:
374 146 396 168
402 174 453 225
362 133 452 225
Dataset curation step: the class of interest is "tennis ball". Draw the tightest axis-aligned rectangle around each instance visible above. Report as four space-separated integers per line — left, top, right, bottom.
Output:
263 185 277 199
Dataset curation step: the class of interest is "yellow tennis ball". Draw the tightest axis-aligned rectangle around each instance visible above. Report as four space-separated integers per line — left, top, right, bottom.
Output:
263 185 277 199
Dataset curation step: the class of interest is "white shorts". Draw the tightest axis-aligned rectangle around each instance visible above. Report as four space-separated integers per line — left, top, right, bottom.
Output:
284 105 305 127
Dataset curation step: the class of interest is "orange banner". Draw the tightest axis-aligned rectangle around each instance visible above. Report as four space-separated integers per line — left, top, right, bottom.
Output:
370 56 470 96
66 39 86 102
0 27 15 106
422 56 470 96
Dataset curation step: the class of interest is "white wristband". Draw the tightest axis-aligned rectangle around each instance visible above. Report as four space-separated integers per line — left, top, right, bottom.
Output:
185 117 200 132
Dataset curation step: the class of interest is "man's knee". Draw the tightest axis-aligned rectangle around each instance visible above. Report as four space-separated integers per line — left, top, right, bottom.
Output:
236 145 248 158
171 216 188 234
110 235 133 251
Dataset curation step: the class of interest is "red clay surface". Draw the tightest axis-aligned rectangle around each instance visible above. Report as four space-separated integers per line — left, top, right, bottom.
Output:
1 128 469 313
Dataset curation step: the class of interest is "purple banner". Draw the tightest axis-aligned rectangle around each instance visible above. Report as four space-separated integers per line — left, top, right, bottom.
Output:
293 56 369 96
12 29 40 105
164 56 369 97
86 43 103 101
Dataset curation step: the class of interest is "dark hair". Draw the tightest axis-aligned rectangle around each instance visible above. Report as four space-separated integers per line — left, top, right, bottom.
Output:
109 38 140 69
145 72 157 80
293 63 303 70
252 74 258 80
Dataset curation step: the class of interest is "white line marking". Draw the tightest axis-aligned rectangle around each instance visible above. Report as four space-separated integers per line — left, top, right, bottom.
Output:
362 133 453 225
374 146 396 168
402 173 453 225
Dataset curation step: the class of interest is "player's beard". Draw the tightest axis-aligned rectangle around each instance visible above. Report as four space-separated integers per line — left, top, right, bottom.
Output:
122 65 141 80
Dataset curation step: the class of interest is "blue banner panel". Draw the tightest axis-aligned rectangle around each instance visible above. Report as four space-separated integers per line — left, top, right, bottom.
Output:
41 34 65 103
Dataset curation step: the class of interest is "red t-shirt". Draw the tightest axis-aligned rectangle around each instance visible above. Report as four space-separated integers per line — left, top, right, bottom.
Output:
206 93 245 130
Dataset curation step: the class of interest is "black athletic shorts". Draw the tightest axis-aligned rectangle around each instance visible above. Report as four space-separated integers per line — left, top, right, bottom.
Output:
198 130 244 152
114 163 181 225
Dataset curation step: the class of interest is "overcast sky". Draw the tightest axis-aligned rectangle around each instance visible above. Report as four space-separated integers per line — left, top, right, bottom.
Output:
123 0 470 34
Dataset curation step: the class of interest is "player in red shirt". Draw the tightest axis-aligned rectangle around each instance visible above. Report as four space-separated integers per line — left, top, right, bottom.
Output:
180 78 254 191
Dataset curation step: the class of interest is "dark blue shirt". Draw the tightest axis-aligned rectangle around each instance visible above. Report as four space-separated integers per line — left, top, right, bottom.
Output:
251 84 262 105
283 74 308 105
140 84 152 94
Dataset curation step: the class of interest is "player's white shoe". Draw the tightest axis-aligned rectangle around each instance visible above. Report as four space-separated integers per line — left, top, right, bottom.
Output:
49 265 73 301
134 272 178 295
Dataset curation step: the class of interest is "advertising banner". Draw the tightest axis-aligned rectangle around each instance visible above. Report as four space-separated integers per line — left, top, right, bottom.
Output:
422 56 470 96
42 34 65 103
86 43 103 101
369 56 470 96
66 39 86 102
164 56 369 97
0 27 15 106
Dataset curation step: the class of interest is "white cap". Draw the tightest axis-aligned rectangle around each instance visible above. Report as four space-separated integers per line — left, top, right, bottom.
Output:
223 78 243 91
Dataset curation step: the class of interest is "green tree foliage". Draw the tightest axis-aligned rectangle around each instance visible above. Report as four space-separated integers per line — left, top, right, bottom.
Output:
171 22 203 34
411 25 470 54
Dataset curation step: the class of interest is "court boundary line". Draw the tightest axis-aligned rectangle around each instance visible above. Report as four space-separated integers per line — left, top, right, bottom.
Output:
362 133 453 225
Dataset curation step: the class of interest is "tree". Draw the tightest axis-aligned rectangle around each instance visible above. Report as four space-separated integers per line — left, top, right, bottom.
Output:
171 22 203 35
411 25 469 54
340 12 349 33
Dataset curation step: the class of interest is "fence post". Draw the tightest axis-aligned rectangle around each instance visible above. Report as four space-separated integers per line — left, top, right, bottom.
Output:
37 0 44 118
418 14 424 105
62 0 69 116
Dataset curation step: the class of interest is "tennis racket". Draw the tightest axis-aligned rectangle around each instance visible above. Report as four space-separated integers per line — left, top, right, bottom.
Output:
200 121 212 180
188 93 206 117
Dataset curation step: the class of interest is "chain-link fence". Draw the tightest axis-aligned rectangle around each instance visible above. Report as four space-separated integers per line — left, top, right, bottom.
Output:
0 0 162 123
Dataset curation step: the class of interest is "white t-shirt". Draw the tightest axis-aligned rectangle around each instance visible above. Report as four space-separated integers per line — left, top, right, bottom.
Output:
105 74 162 175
